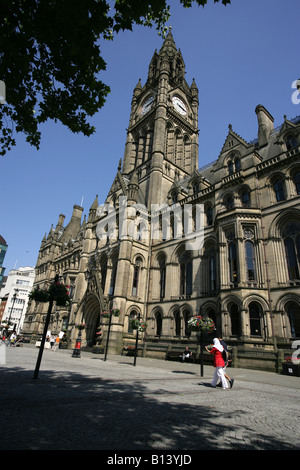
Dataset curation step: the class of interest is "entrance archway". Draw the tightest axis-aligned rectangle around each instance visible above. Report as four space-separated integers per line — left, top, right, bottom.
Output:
83 294 101 348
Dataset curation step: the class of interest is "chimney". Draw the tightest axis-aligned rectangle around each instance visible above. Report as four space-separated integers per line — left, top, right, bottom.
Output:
255 105 274 147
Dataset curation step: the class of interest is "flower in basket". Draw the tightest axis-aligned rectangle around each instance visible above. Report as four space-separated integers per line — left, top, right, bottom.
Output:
284 355 300 365
188 315 215 332
111 308 120 317
129 317 147 332
29 287 50 303
138 322 147 332
29 282 70 307
75 323 86 330
49 282 70 307
101 310 111 318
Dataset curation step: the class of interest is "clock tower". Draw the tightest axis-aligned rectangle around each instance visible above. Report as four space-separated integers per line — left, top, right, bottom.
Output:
122 30 199 207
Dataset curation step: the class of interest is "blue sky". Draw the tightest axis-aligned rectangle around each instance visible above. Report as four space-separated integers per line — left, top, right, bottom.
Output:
1 0 299 274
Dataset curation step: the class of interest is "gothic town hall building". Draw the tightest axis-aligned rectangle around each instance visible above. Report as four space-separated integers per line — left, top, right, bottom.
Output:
23 32 300 370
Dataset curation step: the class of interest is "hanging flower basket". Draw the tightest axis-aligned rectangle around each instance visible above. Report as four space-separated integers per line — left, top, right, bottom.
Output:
111 308 120 317
101 311 111 318
188 315 215 333
29 282 70 307
49 282 70 306
75 323 86 330
101 308 120 318
29 288 50 303
129 318 147 332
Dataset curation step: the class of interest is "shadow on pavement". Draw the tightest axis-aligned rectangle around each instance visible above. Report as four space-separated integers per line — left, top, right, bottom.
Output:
0 364 293 451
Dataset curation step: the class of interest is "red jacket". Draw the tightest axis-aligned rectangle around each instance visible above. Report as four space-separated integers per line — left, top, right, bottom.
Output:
210 347 225 367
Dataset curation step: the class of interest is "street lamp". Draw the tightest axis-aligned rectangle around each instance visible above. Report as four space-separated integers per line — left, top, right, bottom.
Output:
8 288 19 327
133 313 141 366
33 275 59 379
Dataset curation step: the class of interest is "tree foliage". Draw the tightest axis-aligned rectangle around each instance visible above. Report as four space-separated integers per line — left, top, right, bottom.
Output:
0 0 230 156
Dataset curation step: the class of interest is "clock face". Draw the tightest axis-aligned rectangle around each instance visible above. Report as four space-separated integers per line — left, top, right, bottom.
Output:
140 96 154 115
172 96 187 115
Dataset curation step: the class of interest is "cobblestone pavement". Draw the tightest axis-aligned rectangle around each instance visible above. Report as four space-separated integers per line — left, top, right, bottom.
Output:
0 343 299 451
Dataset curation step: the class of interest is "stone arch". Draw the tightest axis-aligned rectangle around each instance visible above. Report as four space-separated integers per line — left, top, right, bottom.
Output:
268 208 300 239
82 293 102 348
243 293 269 312
149 306 164 336
169 304 182 337
126 305 142 334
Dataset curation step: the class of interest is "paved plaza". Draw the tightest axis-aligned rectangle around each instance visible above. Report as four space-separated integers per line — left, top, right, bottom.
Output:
0 343 299 452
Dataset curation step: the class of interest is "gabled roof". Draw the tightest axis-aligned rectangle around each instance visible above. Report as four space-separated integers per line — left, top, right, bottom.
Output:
218 124 250 157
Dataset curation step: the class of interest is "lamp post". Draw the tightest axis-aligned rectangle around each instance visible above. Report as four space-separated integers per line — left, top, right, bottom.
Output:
199 330 204 377
72 325 84 357
8 288 19 327
104 305 113 362
33 275 59 379
133 314 141 366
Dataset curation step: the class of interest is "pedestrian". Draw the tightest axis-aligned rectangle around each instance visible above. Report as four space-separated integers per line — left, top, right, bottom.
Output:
10 333 17 347
6 332 16 347
205 338 228 389
181 347 192 362
50 334 56 350
218 336 234 388
53 335 60 351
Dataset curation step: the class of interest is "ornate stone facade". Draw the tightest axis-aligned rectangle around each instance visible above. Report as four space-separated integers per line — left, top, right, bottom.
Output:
23 32 300 366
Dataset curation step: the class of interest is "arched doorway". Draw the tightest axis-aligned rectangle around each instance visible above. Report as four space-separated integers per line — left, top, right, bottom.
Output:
83 294 102 348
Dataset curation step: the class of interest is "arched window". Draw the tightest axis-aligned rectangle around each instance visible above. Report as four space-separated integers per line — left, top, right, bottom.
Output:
206 206 213 226
174 310 181 336
234 157 241 172
128 310 137 333
286 134 297 151
100 255 107 291
209 253 217 292
179 252 192 296
241 190 250 207
132 257 142 296
284 238 300 280
158 255 166 299
245 241 256 281
228 242 238 284
183 309 192 336
293 172 300 195
287 302 300 338
229 304 240 336
249 302 262 336
274 179 286 202
228 160 234 174
228 154 240 174
155 311 162 336
282 222 300 280
225 195 234 210
109 257 118 295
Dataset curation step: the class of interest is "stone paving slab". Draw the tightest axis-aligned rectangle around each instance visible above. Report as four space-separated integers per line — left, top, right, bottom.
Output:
0 344 299 452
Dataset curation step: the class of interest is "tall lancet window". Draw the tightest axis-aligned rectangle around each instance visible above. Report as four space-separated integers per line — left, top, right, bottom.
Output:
132 257 142 296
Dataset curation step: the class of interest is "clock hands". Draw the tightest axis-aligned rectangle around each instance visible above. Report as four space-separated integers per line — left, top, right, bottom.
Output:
172 97 186 115
141 96 154 115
